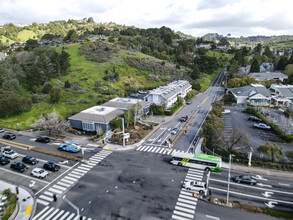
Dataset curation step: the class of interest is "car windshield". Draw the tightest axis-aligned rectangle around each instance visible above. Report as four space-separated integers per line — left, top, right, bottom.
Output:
7 151 14 155
39 170 44 173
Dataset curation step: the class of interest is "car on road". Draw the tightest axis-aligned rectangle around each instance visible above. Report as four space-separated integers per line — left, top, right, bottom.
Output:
186 100 192 105
253 123 271 130
231 175 257 185
182 181 207 193
171 128 178 135
3 133 16 140
180 115 188 122
35 137 50 143
58 144 80 153
31 168 48 179
22 156 38 165
0 155 10 165
0 128 4 133
10 162 28 172
3 150 18 159
248 116 262 122
43 161 60 172
222 109 231 114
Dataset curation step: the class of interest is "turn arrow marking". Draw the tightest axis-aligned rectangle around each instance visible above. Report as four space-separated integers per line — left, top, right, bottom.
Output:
29 180 36 188
253 175 268 181
262 191 273 198
265 201 278 208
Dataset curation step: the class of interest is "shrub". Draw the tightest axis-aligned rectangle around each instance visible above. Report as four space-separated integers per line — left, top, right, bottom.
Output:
285 150 293 159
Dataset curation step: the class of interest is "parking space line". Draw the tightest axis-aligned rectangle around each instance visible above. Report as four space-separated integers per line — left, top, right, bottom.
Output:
0 167 49 183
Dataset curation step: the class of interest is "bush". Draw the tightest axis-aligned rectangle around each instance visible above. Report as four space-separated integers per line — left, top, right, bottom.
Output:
285 150 293 159
151 104 165 115
2 189 18 220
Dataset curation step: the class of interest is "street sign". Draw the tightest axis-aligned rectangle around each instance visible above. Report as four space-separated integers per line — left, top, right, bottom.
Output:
124 133 130 139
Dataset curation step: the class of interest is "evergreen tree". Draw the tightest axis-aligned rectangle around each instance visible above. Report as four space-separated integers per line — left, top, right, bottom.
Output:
250 58 260 72
276 56 288 70
59 49 70 74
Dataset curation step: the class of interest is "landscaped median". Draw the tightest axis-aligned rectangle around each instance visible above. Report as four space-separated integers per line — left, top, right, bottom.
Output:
31 146 82 161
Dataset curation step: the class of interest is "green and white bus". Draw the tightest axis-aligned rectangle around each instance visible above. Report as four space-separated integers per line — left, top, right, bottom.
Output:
170 152 222 172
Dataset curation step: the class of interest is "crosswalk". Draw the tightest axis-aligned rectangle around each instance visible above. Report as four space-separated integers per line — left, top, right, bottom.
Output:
171 168 204 220
36 149 112 206
136 145 186 155
32 206 95 220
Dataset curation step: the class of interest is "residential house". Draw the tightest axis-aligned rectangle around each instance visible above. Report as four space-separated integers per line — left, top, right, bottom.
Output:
227 84 271 105
260 62 274 72
270 84 293 106
0 52 8 60
216 44 231 50
68 106 124 132
248 71 288 82
195 43 211 49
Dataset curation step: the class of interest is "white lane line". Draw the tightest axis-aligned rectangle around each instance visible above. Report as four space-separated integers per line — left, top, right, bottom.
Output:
210 178 293 195
52 210 65 220
39 194 54 202
147 146 154 152
175 122 180 128
173 210 194 219
46 208 59 220
279 183 290 187
206 215 220 220
175 205 195 214
209 187 293 205
48 187 63 194
44 191 53 197
52 184 67 191
172 214 192 220
38 207 55 220
59 211 70 220
36 199 49 206
176 201 196 210
179 194 198 201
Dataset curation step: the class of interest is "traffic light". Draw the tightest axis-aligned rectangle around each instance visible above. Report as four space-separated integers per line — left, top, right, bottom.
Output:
121 133 123 139
15 187 19 195
168 137 171 143
184 129 187 134
102 139 104 145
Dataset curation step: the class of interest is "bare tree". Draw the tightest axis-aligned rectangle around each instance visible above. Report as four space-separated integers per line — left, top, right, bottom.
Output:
134 101 142 127
220 128 251 151
32 109 70 135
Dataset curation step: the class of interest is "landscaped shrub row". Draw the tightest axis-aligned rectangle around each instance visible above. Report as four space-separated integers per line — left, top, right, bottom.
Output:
31 147 82 161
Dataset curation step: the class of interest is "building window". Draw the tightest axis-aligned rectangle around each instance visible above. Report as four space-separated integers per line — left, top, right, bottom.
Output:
82 121 94 131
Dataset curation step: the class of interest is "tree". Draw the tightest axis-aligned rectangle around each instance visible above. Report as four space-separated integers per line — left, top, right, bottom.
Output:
49 88 61 103
250 58 260 72
263 46 273 59
63 29 78 42
60 49 70 74
276 56 288 70
24 39 38 51
190 64 200 80
191 82 201 91
254 43 262 54
31 109 70 135
257 141 283 162
87 17 94 23
219 38 230 45
220 129 250 151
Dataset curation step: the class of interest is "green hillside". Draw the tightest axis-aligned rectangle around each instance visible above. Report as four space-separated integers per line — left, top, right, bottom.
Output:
17 30 37 41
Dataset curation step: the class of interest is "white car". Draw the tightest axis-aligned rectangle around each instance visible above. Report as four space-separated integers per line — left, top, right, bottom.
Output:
171 128 178 135
3 150 18 159
31 168 48 179
222 109 231 114
0 128 4 133
253 123 271 130
182 181 207 193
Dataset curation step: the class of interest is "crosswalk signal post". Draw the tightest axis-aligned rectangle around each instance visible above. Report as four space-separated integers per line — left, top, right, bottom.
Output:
102 139 104 145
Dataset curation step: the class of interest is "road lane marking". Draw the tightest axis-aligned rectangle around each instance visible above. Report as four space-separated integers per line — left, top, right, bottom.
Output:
279 183 290 187
59 211 70 220
147 146 154 152
206 215 220 220
172 214 191 220
32 206 49 219
173 210 194 219
52 184 67 191
175 122 180 128
52 210 65 220
76 166 91 171
59 178 74 184
38 207 54 220
39 194 54 202
48 187 63 194
36 199 49 206
178 197 197 205
0 140 29 150
158 148 165 153
44 191 53 197
46 209 59 219
64 176 78 182
176 201 196 209
175 205 195 214
179 194 198 201
25 205 32 215
0 167 49 183
202 96 208 104
150 127 167 145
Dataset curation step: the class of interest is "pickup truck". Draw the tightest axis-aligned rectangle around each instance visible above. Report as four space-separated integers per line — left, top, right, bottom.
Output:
253 123 271 130
180 115 188 122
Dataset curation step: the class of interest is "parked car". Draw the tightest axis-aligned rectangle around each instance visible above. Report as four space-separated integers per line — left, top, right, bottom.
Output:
130 93 139 98
0 128 4 133
171 128 178 135
231 175 257 185
186 100 192 105
222 109 231 114
182 181 207 193
58 144 80 153
0 155 10 165
10 162 28 172
248 116 262 122
3 150 18 159
35 137 50 143
3 133 16 140
31 168 48 179
43 161 60 172
180 115 188 122
253 123 271 130
22 156 38 165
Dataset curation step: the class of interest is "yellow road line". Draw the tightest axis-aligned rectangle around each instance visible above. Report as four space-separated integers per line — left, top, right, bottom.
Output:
0 140 31 150
25 205 32 215
202 96 208 104
0 139 34 149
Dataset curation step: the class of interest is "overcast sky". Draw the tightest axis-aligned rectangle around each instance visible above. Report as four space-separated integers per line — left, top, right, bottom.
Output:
0 0 292 37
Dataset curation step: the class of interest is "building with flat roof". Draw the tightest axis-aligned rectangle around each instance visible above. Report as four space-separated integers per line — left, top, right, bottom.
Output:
68 106 124 132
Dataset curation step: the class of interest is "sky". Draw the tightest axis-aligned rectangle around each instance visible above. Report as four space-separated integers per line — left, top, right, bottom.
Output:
0 0 293 37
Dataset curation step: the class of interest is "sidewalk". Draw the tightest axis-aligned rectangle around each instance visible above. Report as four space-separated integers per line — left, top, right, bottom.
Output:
0 180 36 220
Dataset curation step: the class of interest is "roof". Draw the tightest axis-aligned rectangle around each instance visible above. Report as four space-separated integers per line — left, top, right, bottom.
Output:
68 106 124 124
248 71 288 81
277 87 293 98
172 152 222 162
102 97 150 110
228 84 271 98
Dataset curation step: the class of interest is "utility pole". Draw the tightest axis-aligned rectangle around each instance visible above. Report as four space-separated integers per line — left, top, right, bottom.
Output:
227 154 233 205
62 195 81 219
122 117 125 147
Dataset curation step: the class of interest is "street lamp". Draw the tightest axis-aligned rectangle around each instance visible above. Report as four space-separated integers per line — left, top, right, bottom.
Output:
227 154 234 205
116 117 125 147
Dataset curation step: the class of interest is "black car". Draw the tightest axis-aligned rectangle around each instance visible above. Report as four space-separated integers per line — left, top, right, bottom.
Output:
231 175 257 185
35 137 50 143
180 115 188 122
22 156 38 165
43 161 60 172
248 116 262 122
10 162 28 172
3 133 16 140
0 155 10 165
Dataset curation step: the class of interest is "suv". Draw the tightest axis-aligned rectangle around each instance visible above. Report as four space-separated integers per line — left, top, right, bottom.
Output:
11 162 28 172
0 155 10 165
3 150 18 159
180 115 188 122
182 181 207 193
22 156 38 165
43 161 60 172
186 100 192 105
31 168 48 179
35 137 50 143
248 116 262 122
3 133 16 140
253 123 271 130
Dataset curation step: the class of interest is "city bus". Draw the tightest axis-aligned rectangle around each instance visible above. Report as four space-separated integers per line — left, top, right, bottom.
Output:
170 152 222 172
